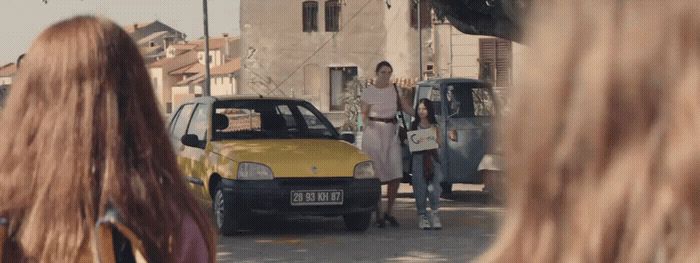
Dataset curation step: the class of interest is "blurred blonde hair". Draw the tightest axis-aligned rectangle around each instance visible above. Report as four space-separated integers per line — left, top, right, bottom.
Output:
480 1 700 262
0 16 214 262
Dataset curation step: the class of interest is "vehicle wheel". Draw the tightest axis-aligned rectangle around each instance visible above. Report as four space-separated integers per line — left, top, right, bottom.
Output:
441 183 453 195
343 212 371 231
484 171 505 204
214 186 239 236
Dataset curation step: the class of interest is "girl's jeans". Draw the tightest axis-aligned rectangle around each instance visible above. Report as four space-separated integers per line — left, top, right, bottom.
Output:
411 152 443 216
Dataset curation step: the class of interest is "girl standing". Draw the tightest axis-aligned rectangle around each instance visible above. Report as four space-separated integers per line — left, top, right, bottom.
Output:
410 98 443 230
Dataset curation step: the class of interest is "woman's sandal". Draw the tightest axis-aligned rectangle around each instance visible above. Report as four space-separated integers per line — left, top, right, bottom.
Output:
376 218 386 228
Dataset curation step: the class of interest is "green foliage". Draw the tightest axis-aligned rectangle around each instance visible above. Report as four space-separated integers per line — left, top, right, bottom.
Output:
339 77 366 132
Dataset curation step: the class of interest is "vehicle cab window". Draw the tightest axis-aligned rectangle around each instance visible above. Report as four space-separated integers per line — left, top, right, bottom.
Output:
445 84 496 118
471 88 496 116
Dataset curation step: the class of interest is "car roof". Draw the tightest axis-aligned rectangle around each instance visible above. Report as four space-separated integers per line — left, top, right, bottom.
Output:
416 78 490 87
184 95 308 104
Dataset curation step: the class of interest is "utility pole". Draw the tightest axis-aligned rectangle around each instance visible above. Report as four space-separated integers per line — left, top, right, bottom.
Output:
416 0 423 81
203 0 211 96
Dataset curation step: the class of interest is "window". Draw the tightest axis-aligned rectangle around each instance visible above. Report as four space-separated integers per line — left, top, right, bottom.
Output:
479 38 513 87
298 105 329 133
275 104 299 132
410 0 432 29
325 0 340 32
303 1 319 32
212 100 337 140
329 66 357 111
471 88 496 116
445 83 495 118
187 104 210 140
171 104 195 141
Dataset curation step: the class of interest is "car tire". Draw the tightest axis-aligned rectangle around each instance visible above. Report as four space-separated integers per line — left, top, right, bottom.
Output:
483 170 504 204
343 212 371 232
214 186 239 236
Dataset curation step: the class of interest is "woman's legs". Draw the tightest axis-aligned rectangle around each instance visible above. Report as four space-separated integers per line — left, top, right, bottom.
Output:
428 160 443 229
376 179 400 228
386 178 401 216
411 154 428 216
428 160 443 212
375 180 386 227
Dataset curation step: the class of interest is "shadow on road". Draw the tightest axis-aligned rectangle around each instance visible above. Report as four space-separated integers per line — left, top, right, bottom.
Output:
214 188 505 262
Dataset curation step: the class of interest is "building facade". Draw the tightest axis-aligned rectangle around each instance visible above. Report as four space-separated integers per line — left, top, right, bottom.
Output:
239 0 431 117
126 21 187 64
170 36 241 109
431 19 525 87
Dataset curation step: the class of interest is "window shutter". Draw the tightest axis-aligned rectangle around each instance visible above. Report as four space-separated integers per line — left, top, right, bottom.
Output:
495 40 512 87
479 38 512 87
303 1 318 32
325 0 340 32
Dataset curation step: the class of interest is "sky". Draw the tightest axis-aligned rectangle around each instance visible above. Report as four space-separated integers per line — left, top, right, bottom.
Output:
0 0 240 64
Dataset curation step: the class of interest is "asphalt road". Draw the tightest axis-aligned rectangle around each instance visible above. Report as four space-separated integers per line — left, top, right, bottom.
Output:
215 184 503 262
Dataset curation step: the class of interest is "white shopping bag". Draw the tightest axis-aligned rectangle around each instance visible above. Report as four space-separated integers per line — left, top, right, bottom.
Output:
407 128 439 152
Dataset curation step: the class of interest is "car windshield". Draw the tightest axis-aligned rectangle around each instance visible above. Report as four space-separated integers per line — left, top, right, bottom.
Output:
212 100 339 140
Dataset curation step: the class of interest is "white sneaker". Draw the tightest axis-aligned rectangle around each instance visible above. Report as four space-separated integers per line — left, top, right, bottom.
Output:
430 212 442 230
418 215 431 230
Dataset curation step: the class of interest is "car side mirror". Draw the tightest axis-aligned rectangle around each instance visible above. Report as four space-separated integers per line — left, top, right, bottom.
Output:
340 133 356 144
181 134 201 148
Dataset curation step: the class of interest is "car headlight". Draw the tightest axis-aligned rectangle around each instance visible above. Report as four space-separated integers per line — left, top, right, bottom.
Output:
237 162 274 180
353 161 375 179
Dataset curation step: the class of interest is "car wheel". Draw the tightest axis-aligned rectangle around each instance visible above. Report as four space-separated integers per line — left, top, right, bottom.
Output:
214 186 239 235
343 212 371 231
483 170 504 204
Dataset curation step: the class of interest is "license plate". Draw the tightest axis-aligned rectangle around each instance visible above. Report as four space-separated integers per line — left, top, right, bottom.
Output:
290 190 343 206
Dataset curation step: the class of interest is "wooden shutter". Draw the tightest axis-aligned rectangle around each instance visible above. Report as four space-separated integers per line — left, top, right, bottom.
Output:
479 38 512 87
303 1 318 32
495 40 512 87
325 0 340 32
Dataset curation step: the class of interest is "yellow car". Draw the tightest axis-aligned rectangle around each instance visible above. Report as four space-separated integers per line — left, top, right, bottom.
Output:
167 96 380 235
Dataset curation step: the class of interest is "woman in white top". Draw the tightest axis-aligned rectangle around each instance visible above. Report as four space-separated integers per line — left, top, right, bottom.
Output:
360 61 414 228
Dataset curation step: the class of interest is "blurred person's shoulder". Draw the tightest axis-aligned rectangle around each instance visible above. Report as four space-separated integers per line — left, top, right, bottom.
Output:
175 213 209 263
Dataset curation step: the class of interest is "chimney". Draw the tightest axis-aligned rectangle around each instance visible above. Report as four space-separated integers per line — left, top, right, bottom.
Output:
133 24 138 31
222 33 229 37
